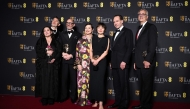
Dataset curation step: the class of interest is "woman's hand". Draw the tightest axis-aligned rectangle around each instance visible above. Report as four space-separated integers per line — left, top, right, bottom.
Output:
93 59 99 66
77 65 82 71
48 58 55 63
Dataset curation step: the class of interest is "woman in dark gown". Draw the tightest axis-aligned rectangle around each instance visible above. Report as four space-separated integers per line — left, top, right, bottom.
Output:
89 23 110 109
35 26 61 105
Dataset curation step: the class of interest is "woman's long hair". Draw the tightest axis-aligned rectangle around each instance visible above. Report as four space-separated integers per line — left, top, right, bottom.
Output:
40 26 54 38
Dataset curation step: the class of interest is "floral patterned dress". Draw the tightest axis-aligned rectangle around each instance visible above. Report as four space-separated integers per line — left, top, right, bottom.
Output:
75 36 91 106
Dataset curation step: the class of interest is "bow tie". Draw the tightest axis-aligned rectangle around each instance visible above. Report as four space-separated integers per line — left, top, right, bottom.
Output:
52 30 56 34
138 25 143 30
115 29 120 32
67 30 73 34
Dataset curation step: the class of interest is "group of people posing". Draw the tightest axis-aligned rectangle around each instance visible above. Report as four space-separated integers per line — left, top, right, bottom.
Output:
35 9 158 109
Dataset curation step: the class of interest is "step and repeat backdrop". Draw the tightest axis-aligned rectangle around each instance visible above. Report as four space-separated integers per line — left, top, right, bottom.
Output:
0 0 190 102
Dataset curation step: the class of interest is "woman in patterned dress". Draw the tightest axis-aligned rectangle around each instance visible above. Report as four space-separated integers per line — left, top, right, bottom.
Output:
75 23 94 106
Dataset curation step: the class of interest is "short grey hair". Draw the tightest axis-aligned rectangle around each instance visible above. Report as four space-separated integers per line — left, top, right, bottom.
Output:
138 9 148 16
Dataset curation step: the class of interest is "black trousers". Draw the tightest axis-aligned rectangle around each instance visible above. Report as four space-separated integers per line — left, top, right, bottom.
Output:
136 67 155 109
112 68 129 107
60 63 77 102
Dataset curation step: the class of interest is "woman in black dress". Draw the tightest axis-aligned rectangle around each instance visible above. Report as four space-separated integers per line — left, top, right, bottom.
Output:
35 26 61 105
89 23 110 109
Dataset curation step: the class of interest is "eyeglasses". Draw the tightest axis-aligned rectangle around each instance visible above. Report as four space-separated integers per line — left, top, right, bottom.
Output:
138 13 147 16
66 22 74 24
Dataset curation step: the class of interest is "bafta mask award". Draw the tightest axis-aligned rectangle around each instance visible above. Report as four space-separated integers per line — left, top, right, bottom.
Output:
142 51 147 58
46 45 53 62
64 44 69 53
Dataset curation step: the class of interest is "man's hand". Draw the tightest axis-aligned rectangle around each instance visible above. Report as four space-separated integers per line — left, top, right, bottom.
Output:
120 61 126 70
143 61 150 68
134 63 137 70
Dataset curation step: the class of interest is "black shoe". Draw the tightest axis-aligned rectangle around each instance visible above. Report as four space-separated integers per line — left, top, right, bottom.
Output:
132 105 143 109
48 98 54 105
107 103 119 108
41 98 48 106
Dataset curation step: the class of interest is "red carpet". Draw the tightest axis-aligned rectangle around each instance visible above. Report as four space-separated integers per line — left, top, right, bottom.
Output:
0 95 189 109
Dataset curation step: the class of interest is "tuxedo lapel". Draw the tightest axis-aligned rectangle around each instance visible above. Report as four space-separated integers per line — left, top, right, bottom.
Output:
63 32 69 41
137 22 149 40
113 29 124 47
111 32 116 49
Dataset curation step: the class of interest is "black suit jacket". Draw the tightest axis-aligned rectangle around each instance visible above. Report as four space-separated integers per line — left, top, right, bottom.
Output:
134 22 158 68
59 30 82 64
111 27 133 68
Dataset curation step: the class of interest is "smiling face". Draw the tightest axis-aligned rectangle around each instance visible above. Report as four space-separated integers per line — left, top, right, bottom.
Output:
138 10 148 24
85 25 93 35
113 16 123 29
66 19 75 30
51 17 60 27
43 27 52 37
97 25 105 35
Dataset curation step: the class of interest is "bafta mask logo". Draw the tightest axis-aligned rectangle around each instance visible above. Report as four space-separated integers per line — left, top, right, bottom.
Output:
8 30 12 35
87 17 90 22
70 16 75 21
123 16 128 22
20 44 24 49
7 85 11 90
169 46 172 52
57 2 61 8
165 31 170 37
183 62 187 67
44 16 48 22
156 1 159 7
164 91 169 97
61 17 64 22
137 1 142 7
48 3 51 8
151 16 156 22
179 77 183 82
32 3 36 8
31 58 36 64
185 1 188 6
19 72 24 77
31 86 35 91
74 3 77 8
170 16 173 22
156 62 158 67
109 31 114 37
168 77 172 82
184 31 188 37
100 2 103 8
23 58 26 64
165 61 170 67
180 16 185 21
83 2 88 7
20 16 24 22
36 17 39 22
154 91 157 97
166 1 170 6
127 2 131 7
23 3 26 8
8 3 12 8
22 86 25 91
108 89 113 94
110 2 114 7
7 58 12 63
96 16 101 22
179 46 185 52
135 90 140 96
183 92 186 98
23 31 26 36
32 30 36 36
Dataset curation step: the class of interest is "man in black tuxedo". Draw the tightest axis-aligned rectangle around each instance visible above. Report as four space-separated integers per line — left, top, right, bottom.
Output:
132 9 158 109
51 16 61 39
59 18 82 103
108 15 133 109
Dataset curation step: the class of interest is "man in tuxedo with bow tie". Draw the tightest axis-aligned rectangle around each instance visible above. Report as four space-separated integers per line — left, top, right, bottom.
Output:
108 15 133 109
51 16 61 39
132 9 158 109
59 18 82 103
